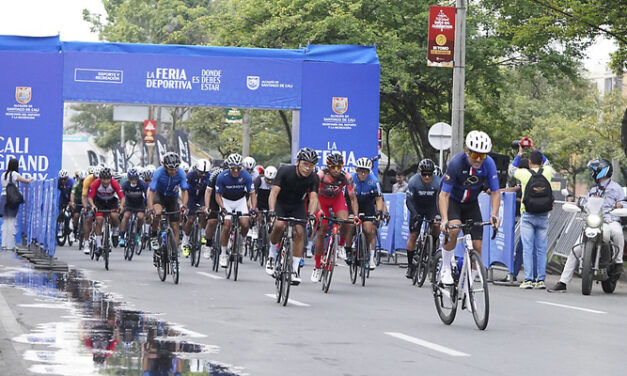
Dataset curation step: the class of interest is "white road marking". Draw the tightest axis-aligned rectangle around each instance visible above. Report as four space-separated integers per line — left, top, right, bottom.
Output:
384 332 471 357
264 294 310 307
536 300 607 314
197 272 224 280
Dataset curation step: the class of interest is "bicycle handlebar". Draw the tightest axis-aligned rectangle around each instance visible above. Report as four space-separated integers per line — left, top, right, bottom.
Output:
444 220 499 243
276 216 308 224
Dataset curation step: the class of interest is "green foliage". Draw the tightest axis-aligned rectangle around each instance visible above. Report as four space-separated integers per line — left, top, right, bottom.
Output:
68 103 139 150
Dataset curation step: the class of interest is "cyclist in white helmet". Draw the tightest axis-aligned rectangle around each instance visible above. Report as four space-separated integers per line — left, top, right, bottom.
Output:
438 130 501 285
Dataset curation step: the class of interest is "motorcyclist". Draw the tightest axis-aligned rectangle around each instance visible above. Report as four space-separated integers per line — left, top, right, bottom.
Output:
548 159 626 292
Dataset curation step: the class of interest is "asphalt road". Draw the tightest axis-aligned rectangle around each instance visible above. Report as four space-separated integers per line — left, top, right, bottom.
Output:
0 244 626 375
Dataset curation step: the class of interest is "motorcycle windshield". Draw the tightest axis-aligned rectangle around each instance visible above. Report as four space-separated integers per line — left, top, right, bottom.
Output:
585 197 604 214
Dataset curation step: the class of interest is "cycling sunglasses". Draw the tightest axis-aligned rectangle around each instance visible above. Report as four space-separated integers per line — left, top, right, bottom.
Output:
230 166 242 172
421 172 433 177
356 168 370 174
468 151 487 161
328 165 343 171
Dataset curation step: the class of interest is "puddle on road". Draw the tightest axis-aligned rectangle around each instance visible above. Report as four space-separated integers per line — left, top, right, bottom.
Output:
0 267 243 375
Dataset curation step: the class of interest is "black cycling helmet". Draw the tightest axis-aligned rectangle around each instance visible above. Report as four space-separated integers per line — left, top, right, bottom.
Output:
326 152 344 167
162 152 181 169
297 147 319 164
99 167 112 179
418 158 435 174
587 158 613 182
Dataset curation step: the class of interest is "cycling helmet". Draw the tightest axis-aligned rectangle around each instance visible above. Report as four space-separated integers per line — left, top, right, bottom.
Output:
180 161 190 172
146 164 156 173
220 160 229 169
465 130 492 153
58 169 69 179
255 165 264 176
265 166 278 179
78 170 89 180
296 147 319 164
326 152 344 167
226 153 243 167
587 158 613 182
418 158 436 174
355 157 373 171
243 156 256 170
142 169 153 180
93 166 101 178
434 165 443 177
195 158 211 174
127 167 139 179
99 167 112 179
87 166 96 175
162 152 181 169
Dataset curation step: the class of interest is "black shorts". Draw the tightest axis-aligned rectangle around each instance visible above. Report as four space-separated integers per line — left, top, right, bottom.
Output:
94 197 119 214
410 208 438 233
275 200 306 223
356 198 377 218
153 192 180 222
447 199 483 240
125 200 146 212
72 203 83 215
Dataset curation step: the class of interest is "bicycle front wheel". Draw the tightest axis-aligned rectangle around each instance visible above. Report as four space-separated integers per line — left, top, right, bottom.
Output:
359 232 367 287
431 250 457 325
322 238 336 293
233 235 240 282
416 235 433 287
167 230 179 284
468 250 489 330
281 239 293 306
157 246 167 282
191 223 201 267
103 225 110 271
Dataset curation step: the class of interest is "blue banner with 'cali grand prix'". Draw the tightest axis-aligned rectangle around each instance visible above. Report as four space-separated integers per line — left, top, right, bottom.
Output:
299 61 380 172
0 45 64 180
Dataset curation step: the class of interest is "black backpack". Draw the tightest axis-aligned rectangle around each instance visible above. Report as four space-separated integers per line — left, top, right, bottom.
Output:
522 168 553 213
5 171 24 209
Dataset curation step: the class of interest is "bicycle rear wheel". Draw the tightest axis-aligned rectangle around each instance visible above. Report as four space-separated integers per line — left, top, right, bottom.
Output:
157 245 167 282
359 232 367 287
281 239 293 306
167 230 179 284
103 225 110 270
322 237 335 293
191 223 201 267
432 250 457 325
416 236 432 287
349 242 358 284
89 237 96 260
233 235 240 282
468 250 489 330
226 229 235 279
56 221 66 246
66 219 74 246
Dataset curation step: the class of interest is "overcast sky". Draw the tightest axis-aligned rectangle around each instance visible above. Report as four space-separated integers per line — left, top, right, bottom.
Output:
0 0 617 73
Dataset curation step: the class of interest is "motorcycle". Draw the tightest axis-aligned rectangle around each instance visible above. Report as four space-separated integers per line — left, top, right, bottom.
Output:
562 197 627 295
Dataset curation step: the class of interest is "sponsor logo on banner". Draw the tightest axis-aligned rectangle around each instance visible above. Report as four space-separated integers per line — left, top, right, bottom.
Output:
247 76 260 90
15 87 31 104
332 97 348 114
74 69 123 84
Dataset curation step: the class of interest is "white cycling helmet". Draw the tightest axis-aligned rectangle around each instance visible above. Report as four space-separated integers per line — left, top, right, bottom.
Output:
355 157 373 171
58 169 69 179
195 158 211 174
243 156 256 170
78 170 89 180
93 166 101 178
465 130 492 153
265 166 278 179
226 153 243 167
146 164 156 173
180 161 190 172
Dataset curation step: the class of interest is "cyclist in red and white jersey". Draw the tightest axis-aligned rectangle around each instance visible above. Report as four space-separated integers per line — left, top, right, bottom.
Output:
88 167 125 255
311 153 359 282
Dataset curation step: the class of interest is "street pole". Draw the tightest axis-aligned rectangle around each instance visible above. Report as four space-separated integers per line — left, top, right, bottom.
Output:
242 110 250 157
451 0 466 155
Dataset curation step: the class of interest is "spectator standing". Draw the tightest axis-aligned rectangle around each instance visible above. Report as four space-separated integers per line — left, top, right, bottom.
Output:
1 158 34 250
392 172 408 193
509 146 555 289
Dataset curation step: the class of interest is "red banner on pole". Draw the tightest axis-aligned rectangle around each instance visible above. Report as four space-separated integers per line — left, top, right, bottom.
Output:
143 119 156 145
427 6 455 68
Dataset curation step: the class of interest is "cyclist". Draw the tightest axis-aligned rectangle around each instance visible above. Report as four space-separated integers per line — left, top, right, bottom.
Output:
243 156 259 181
265 147 320 285
203 162 228 258
439 130 501 284
180 161 190 175
255 166 276 212
140 168 154 238
181 158 211 257
405 158 441 278
69 170 88 248
311 153 358 282
57 168 75 213
88 167 125 255
81 166 99 247
119 167 147 248
147 152 189 252
350 157 388 270
215 153 256 267
143 165 155 185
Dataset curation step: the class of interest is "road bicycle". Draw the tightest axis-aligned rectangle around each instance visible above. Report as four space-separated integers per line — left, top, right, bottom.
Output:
432 219 496 330
187 205 205 268
56 205 74 246
349 214 376 286
225 211 249 281
76 208 86 251
254 210 271 267
95 209 117 271
319 216 355 293
274 216 308 306
210 211 223 273
153 210 181 284
123 209 143 261
411 216 439 287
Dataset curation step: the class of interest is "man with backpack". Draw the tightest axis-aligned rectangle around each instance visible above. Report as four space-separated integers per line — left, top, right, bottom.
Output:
509 144 554 289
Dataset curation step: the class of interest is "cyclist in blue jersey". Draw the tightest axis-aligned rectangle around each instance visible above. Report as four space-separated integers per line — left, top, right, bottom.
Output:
346 157 388 270
181 158 211 257
439 130 501 285
215 153 257 268
147 152 190 252
57 169 75 212
405 158 441 278
119 167 147 247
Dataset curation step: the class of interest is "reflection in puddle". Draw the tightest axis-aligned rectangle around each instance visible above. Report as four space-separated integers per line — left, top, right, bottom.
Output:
0 268 242 375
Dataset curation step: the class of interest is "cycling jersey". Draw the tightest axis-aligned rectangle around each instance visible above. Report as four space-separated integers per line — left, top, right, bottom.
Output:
274 165 319 206
82 174 96 196
254 176 272 210
351 172 381 211
89 178 124 201
149 167 189 197
317 169 354 199
186 170 209 201
441 152 500 203
121 179 147 206
58 178 75 206
71 180 84 205
406 174 440 215
215 169 254 201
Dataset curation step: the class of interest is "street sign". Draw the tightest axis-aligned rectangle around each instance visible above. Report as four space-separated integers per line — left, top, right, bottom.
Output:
225 108 243 124
428 122 452 169
143 119 156 145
